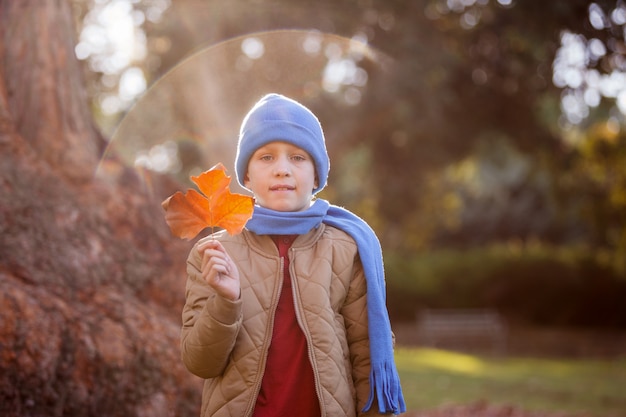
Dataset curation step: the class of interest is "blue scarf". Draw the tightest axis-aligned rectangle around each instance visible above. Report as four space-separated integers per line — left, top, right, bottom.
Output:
245 199 406 414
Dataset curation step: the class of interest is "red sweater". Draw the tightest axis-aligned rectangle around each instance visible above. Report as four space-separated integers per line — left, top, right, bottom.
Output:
252 235 321 417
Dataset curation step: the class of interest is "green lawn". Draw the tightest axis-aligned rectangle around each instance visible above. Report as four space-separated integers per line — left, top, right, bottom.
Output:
395 348 626 416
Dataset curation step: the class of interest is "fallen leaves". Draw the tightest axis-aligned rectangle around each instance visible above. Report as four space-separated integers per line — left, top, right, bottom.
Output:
161 163 254 239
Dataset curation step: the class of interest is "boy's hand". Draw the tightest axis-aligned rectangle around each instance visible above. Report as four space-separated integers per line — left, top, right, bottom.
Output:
197 240 241 301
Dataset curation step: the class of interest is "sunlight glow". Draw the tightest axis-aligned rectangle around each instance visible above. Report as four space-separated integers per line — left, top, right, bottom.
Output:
320 36 370 102
134 141 181 173
553 29 626 124
405 348 486 375
302 31 323 55
589 3 607 30
77 0 143 74
241 37 265 60
76 0 169 115
119 67 147 101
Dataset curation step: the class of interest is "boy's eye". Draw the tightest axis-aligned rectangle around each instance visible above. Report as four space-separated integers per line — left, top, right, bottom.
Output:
260 154 273 161
291 154 306 161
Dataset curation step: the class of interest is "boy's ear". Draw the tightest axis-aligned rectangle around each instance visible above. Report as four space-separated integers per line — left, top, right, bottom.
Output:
243 172 250 187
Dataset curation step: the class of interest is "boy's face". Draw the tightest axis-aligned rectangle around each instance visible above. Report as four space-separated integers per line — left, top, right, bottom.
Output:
244 141 318 212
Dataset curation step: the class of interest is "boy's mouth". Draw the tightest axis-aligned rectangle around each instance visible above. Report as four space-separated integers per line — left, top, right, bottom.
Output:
270 184 295 191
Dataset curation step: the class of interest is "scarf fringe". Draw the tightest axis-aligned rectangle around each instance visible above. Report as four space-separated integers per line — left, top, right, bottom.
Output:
363 361 406 415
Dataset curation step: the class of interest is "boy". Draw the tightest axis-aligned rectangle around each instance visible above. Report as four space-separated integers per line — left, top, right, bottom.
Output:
180 94 405 416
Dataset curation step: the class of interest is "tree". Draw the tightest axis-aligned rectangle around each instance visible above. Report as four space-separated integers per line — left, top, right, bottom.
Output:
0 1 200 415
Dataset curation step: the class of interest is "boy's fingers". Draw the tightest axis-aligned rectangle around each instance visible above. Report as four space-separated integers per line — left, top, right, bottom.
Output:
202 249 228 262
197 239 220 252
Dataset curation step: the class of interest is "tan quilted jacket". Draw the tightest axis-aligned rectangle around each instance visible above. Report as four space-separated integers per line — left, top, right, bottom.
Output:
181 224 380 416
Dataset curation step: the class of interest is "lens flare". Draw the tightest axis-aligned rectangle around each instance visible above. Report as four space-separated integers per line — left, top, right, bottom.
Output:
95 29 391 199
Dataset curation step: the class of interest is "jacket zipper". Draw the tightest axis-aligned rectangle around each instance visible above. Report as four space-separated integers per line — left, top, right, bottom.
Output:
289 248 326 416
243 257 285 417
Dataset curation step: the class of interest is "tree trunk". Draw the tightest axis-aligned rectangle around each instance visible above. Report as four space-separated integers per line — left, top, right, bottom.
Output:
2 0 101 182
0 1 200 416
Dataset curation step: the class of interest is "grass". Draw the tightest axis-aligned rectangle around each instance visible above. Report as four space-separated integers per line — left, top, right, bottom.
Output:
395 347 626 416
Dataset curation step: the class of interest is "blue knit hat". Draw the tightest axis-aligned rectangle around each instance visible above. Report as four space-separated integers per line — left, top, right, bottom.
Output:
235 93 329 194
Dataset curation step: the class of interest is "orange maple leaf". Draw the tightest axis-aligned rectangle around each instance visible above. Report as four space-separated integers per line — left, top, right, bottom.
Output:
161 163 254 239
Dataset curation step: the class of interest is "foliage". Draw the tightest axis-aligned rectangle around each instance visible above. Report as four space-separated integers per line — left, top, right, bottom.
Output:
562 120 626 266
384 243 626 327
395 347 626 416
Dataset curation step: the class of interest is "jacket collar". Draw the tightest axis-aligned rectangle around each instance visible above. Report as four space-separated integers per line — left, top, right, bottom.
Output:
241 224 326 255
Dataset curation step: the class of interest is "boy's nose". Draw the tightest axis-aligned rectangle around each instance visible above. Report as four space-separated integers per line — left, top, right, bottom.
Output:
273 157 291 176
273 166 291 176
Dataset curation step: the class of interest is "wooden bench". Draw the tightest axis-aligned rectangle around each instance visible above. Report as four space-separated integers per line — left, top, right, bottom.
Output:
416 308 507 353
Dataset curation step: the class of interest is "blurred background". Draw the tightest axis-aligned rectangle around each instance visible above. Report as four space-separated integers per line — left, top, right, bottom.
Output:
84 0 626 330
1 0 626 416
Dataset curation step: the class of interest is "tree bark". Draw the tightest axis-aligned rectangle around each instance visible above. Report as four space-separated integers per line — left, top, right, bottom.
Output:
0 1 200 416
1 0 101 182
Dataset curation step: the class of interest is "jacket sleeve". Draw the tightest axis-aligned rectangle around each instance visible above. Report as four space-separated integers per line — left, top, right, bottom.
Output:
340 256 381 415
180 241 242 379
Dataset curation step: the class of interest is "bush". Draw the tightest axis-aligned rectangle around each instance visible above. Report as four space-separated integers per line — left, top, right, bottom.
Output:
384 243 626 328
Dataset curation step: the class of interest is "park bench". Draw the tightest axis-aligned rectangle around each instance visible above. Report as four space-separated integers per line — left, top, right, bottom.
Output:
416 308 507 353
